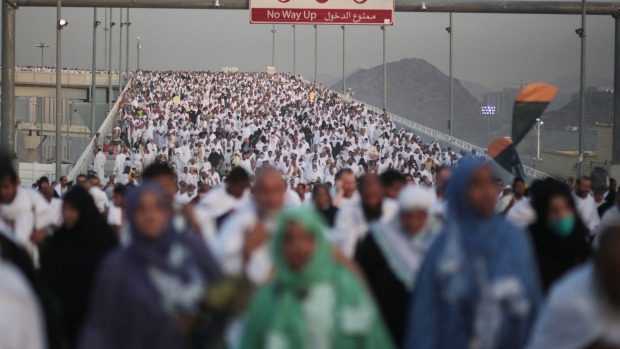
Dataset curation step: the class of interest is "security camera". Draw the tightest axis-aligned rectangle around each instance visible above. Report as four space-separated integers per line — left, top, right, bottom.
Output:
421 2 427 10
95 20 101 26
575 28 584 37
214 0 220 7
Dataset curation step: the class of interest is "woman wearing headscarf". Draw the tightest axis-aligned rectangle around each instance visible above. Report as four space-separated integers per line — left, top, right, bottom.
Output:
312 184 339 227
39 187 118 347
527 178 591 293
354 185 439 347
240 208 395 349
404 158 542 349
526 226 620 349
77 184 221 349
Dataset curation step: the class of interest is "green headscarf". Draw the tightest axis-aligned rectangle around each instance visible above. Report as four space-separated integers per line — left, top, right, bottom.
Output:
240 208 395 349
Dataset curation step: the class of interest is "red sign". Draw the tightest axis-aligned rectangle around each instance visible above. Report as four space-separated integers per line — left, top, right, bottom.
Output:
250 0 394 25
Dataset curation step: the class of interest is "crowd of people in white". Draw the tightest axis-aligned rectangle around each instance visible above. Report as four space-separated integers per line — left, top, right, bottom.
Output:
1 70 620 349
99 71 468 196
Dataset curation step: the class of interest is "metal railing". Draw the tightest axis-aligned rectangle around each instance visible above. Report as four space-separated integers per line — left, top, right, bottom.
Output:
330 88 551 180
67 78 132 180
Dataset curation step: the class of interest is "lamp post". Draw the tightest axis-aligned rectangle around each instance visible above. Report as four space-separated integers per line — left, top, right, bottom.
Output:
535 118 544 160
118 8 123 93
271 24 276 68
342 25 346 93
481 105 496 146
56 2 68 179
314 24 318 83
446 13 454 136
91 9 100 138
108 8 115 111
606 89 613 125
382 25 387 112
125 9 130 84
35 42 50 67
1 0 17 165
137 36 141 71
103 9 108 67
292 25 296 75
577 0 586 176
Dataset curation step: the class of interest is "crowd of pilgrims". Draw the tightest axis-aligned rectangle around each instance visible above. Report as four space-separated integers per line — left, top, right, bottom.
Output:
96 71 467 192
0 71 619 349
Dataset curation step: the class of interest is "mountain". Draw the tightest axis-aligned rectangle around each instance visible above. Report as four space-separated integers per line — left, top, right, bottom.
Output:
542 91 614 130
330 57 498 147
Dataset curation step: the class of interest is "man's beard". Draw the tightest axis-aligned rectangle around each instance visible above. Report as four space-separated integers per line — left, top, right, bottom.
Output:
362 202 383 221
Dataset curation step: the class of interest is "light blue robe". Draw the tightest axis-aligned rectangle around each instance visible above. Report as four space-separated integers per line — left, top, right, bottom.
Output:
404 158 542 349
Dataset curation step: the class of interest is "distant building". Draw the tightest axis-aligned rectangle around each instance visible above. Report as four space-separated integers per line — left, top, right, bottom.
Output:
534 124 619 180
483 88 519 120
571 86 613 103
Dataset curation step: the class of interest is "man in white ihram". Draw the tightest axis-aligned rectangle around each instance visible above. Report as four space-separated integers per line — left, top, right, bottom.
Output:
573 176 601 234
94 147 107 181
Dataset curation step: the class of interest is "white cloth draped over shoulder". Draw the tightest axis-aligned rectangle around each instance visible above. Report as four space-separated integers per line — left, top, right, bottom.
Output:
0 260 46 349
527 263 620 349
332 198 399 258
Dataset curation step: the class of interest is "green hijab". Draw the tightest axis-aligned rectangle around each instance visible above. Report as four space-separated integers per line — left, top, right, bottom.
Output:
240 208 395 349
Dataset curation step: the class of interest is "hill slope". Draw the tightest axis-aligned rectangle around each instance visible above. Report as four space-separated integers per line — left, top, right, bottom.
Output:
331 57 499 147
331 58 611 162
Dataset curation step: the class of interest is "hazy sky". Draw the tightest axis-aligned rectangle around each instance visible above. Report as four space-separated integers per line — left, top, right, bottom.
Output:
3 1 616 88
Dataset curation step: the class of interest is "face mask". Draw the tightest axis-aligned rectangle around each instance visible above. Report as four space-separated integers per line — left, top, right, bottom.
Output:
548 215 575 237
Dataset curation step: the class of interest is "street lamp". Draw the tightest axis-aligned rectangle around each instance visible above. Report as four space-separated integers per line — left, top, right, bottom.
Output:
271 24 276 68
124 10 131 84
535 118 544 160
292 25 296 75
313 25 317 83
446 13 454 137
119 9 132 88
103 9 108 67
577 0 586 176
293 24 297 76
606 89 614 125
119 8 124 93
55 0 68 179
381 25 387 112
341 25 346 93
57 18 68 29
108 11 115 111
35 42 50 67
481 105 496 146
91 9 99 138
137 36 142 71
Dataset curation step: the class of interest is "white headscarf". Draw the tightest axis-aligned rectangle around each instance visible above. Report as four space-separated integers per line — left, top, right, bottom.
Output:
369 185 439 290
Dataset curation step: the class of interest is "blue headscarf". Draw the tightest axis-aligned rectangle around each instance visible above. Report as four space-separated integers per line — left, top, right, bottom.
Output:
442 157 504 254
124 182 221 277
404 157 542 349
124 184 206 315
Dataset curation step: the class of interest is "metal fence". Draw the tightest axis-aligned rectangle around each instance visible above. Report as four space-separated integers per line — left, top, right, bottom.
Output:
67 78 132 180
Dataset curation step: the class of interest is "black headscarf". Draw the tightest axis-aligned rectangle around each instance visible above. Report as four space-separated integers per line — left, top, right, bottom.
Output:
528 178 591 293
312 185 339 227
39 186 117 346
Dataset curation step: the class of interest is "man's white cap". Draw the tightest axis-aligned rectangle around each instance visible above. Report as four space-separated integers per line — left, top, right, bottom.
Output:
398 184 436 212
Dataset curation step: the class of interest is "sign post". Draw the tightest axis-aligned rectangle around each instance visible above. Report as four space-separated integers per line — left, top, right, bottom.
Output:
250 0 394 25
